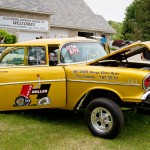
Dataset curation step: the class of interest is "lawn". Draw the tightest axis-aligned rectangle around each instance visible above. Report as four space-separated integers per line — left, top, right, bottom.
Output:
0 109 149 150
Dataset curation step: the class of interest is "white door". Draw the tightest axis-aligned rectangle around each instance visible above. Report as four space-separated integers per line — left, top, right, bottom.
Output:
49 28 69 38
19 31 46 42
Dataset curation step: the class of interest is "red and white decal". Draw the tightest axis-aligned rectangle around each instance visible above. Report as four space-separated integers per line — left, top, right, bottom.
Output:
66 45 79 55
20 85 33 98
14 84 51 107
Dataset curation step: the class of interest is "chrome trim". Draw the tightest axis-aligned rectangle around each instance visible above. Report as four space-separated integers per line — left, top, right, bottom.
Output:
0 71 8 72
0 79 66 86
141 91 150 100
76 92 89 111
67 79 140 86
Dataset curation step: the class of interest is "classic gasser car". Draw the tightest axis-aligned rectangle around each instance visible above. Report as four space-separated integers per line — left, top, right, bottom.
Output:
0 38 150 139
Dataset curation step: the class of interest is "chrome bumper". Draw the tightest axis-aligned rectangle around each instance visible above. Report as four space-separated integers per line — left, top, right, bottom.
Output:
140 91 150 109
141 91 150 100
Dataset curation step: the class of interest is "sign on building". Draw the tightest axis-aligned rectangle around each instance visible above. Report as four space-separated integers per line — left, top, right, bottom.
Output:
0 16 48 31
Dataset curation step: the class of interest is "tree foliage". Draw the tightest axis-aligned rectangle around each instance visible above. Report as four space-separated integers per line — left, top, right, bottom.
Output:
108 21 124 40
0 30 17 44
122 0 150 41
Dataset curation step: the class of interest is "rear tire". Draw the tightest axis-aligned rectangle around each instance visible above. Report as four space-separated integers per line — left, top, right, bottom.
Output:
85 98 124 139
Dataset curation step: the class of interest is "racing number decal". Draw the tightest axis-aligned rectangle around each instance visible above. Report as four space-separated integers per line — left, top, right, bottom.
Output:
14 84 51 107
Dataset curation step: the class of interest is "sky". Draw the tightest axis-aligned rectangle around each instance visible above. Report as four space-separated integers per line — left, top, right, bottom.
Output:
84 0 134 22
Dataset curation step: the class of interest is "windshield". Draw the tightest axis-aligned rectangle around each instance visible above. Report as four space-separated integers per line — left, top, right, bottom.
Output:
60 42 107 63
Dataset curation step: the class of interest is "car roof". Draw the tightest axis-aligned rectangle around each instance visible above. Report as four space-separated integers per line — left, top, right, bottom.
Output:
0 37 98 47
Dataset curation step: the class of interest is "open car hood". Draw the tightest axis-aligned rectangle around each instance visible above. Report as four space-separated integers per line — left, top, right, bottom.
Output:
88 41 150 65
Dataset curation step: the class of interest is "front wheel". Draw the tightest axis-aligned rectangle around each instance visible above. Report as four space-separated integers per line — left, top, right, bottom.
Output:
85 98 124 139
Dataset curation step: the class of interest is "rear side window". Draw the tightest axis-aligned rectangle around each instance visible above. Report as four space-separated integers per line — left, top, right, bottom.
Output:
0 47 25 65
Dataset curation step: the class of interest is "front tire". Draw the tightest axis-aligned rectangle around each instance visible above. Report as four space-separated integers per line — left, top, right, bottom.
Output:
85 98 124 139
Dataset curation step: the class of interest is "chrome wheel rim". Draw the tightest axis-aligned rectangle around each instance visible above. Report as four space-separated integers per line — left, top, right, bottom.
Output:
91 107 113 133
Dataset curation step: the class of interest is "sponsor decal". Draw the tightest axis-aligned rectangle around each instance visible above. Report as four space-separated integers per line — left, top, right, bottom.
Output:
72 70 119 80
14 84 51 107
31 84 50 99
20 85 33 98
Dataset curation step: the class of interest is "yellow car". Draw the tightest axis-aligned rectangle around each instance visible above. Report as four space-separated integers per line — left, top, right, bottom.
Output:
0 38 150 139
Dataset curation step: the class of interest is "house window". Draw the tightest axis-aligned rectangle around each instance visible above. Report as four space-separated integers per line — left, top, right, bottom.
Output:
78 32 93 38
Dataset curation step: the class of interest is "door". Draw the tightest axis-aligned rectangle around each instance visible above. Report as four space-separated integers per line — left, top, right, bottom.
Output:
0 46 66 111
19 31 46 42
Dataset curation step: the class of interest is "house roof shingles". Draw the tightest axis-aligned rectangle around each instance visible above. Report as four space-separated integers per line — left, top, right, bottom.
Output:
0 0 115 33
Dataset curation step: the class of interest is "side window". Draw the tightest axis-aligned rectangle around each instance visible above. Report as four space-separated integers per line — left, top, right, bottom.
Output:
48 46 59 66
1 47 25 65
28 46 46 65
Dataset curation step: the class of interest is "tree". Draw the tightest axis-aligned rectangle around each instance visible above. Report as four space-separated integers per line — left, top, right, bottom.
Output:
135 0 150 41
121 0 150 41
108 21 124 40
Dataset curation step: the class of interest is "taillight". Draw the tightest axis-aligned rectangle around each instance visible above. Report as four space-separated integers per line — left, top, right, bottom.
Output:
143 74 150 89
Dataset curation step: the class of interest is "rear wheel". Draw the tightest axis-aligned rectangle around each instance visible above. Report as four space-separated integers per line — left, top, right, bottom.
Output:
85 98 124 139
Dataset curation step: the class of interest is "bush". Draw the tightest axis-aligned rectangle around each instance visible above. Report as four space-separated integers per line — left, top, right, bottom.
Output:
0 30 17 44
11 34 17 43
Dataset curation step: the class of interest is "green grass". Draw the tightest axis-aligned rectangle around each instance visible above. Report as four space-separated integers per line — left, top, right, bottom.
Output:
0 109 150 150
